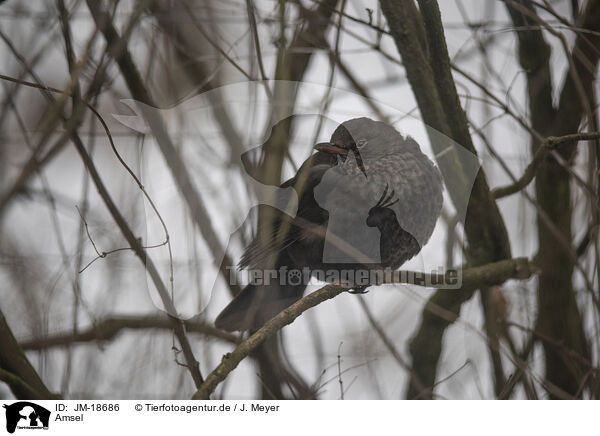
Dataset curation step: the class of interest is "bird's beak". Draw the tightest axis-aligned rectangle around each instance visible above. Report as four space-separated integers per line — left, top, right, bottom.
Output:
314 142 348 155
314 142 368 178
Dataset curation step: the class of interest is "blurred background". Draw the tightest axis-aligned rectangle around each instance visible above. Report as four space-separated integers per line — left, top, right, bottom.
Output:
0 0 598 399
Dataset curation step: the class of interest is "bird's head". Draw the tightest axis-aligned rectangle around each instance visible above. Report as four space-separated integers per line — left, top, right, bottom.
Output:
314 118 403 176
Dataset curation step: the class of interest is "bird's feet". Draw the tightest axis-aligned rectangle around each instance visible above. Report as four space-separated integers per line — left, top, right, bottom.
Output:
348 285 369 294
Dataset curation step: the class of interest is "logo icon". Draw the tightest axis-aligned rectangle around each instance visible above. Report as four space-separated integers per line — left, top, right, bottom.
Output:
110 81 480 317
3 402 50 433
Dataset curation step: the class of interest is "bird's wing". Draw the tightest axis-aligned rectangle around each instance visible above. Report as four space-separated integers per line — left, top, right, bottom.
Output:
239 163 331 270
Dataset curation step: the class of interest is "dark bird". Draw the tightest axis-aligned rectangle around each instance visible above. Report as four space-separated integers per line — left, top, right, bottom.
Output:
215 117 443 331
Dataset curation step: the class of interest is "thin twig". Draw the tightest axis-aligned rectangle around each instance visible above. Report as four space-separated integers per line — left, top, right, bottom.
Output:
493 132 600 198
337 342 344 400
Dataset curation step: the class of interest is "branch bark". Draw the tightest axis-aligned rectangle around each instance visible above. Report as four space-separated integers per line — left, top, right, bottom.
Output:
71 134 205 388
493 132 600 199
379 0 512 398
0 309 58 399
85 0 237 295
193 257 536 399
504 0 600 398
20 316 239 350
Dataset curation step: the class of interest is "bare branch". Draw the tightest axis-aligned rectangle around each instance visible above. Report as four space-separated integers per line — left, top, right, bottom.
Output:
194 257 536 399
0 309 58 399
493 132 600 199
20 316 239 350
380 0 513 398
85 0 238 295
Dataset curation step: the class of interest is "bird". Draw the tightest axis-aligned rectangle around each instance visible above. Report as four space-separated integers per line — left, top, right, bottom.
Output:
215 117 443 331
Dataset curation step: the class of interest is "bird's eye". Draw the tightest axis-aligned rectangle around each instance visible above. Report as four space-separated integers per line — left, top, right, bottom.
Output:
356 138 368 149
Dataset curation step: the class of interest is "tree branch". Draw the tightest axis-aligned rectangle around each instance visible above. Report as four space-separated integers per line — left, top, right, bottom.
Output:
194 257 536 399
0 59 207 388
504 0 600 398
553 0 600 136
0 309 58 399
0 369 47 400
503 0 556 133
493 132 600 199
71 130 205 388
380 0 513 398
85 0 237 295
20 316 240 351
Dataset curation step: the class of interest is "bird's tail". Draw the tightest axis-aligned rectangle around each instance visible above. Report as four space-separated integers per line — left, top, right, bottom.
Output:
215 281 306 332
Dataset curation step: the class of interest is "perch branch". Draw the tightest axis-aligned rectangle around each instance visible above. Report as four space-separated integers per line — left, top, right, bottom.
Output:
194 257 535 399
